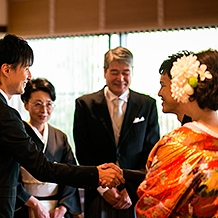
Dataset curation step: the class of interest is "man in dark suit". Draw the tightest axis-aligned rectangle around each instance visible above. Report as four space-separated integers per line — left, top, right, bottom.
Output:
73 46 160 218
0 33 124 218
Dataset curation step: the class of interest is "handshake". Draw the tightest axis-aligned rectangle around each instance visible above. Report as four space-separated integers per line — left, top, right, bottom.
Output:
97 163 125 188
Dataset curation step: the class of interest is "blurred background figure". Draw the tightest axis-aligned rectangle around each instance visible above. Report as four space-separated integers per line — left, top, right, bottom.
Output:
15 78 83 218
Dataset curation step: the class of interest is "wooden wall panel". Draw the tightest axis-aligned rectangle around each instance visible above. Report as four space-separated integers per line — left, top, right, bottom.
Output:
8 0 49 36
105 0 157 31
7 0 218 38
164 0 218 27
55 0 99 34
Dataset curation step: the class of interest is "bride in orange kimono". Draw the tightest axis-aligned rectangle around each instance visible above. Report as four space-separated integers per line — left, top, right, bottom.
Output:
136 49 218 218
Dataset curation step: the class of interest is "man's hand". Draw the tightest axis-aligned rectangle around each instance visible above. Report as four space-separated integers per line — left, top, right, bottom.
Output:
103 187 121 205
112 188 132 209
97 163 125 188
50 205 67 218
100 163 123 174
25 196 50 218
103 188 132 209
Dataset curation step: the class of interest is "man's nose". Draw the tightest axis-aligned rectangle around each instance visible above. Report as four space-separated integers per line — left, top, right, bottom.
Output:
117 73 124 81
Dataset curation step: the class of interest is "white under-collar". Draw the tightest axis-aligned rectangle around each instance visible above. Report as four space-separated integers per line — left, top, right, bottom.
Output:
27 121 49 153
0 89 9 104
184 121 218 138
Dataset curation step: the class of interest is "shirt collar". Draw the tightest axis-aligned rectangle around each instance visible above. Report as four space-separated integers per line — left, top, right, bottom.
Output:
0 89 9 104
104 86 129 102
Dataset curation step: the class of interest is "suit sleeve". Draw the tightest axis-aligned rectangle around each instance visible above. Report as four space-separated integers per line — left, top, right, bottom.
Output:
15 181 31 209
1 106 99 189
122 169 145 204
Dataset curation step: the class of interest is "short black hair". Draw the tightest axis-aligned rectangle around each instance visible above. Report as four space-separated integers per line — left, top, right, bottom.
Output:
159 50 193 79
21 78 56 102
0 33 34 69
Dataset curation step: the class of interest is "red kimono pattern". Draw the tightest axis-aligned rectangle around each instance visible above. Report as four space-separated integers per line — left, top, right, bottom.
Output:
136 124 218 218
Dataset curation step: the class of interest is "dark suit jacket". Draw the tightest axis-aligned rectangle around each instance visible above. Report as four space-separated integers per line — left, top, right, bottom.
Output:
0 93 98 218
15 122 82 217
73 88 160 209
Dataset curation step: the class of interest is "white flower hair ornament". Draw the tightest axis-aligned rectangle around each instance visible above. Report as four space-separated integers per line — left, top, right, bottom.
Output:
170 54 213 103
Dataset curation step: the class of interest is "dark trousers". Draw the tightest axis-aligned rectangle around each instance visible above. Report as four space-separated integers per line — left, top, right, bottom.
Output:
0 197 16 218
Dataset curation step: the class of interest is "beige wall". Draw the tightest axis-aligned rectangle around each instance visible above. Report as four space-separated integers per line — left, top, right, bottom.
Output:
7 0 218 38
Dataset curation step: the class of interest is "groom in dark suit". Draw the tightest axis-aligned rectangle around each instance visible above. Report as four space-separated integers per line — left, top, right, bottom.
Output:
73 46 160 218
0 34 125 218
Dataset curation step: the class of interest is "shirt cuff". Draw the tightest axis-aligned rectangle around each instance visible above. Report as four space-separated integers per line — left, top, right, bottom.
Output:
97 186 109 196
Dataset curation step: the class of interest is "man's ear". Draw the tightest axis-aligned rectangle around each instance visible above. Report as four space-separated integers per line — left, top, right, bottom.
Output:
1 64 10 77
104 67 107 79
23 101 29 111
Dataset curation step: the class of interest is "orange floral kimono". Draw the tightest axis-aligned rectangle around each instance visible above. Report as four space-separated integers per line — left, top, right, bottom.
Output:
136 122 218 218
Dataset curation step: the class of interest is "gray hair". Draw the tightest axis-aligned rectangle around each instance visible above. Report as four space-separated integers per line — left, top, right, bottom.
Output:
104 46 133 69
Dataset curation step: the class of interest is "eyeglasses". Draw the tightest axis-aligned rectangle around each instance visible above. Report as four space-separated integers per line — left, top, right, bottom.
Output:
29 101 56 111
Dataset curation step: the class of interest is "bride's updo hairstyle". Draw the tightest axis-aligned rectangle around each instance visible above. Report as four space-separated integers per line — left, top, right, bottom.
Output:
192 49 218 110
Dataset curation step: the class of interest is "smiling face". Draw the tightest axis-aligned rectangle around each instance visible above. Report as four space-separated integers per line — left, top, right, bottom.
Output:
2 63 32 99
104 60 132 96
24 90 53 129
158 73 182 115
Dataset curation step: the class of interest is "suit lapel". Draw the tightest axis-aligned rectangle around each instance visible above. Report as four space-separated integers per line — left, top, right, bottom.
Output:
93 90 115 143
92 89 142 146
119 91 141 145
0 93 7 104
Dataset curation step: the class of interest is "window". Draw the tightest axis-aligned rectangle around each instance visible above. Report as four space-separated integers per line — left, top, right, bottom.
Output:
10 27 218 151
